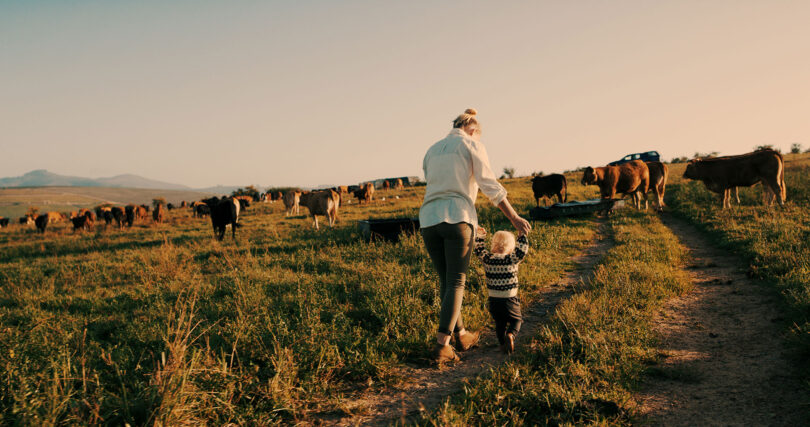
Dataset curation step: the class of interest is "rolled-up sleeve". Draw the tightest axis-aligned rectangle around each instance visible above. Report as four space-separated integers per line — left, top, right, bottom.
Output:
469 140 507 205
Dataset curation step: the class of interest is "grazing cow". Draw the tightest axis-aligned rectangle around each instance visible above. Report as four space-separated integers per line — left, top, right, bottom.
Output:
95 205 112 221
71 211 94 231
644 161 669 211
196 204 210 218
0 217 9 228
683 149 786 208
531 174 567 207
283 190 302 216
35 214 49 233
582 160 650 209
353 182 375 204
166 203 174 211
19 216 34 225
125 204 138 227
153 204 166 223
203 196 249 240
44 211 67 223
299 189 340 230
138 205 149 218
76 208 96 222
110 207 125 229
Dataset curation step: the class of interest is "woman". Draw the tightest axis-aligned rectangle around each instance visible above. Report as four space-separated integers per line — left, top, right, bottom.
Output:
420 108 532 363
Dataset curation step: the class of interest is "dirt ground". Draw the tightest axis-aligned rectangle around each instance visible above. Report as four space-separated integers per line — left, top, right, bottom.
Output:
635 216 806 426
313 224 613 426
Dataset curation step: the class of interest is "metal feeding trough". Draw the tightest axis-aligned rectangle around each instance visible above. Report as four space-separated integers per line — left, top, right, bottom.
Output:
358 218 420 242
529 198 625 220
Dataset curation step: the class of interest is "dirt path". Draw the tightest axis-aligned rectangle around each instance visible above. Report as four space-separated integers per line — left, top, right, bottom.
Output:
636 216 806 426
317 223 613 426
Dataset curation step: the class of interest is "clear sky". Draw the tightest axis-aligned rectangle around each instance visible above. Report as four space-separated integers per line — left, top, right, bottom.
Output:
2 1 809 188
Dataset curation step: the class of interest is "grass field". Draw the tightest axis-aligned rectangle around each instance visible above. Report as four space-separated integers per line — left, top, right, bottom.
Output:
1 153 807 425
665 152 810 374
0 176 604 424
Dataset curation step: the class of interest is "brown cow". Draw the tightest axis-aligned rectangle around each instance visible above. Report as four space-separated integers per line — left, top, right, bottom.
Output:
299 189 340 230
382 180 390 190
683 149 786 208
393 179 404 190
180 200 188 208
353 182 375 204
45 211 67 223
582 160 649 209
283 190 302 216
644 161 669 212
153 204 166 223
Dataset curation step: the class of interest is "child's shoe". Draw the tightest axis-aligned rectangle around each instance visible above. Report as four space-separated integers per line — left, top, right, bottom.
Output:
504 333 515 354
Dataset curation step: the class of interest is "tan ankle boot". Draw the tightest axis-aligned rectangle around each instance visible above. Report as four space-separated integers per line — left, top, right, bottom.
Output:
433 344 460 364
454 330 480 351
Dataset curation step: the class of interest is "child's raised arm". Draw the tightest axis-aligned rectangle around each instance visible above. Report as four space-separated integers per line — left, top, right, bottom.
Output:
509 234 529 263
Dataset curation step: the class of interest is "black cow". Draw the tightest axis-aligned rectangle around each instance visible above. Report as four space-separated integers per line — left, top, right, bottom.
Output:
111 207 125 229
0 217 9 228
531 174 567 206
203 196 250 240
35 214 48 233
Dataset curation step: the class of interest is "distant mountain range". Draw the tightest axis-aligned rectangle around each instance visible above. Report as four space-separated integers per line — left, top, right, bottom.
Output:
0 169 194 191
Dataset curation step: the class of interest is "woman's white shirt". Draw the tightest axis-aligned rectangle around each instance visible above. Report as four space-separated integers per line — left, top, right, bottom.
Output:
419 128 507 229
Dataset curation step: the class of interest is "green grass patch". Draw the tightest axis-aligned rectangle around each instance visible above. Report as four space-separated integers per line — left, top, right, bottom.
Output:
0 176 606 424
665 153 810 379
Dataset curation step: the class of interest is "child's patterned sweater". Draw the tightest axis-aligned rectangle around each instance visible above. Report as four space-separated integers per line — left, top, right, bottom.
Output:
473 234 529 298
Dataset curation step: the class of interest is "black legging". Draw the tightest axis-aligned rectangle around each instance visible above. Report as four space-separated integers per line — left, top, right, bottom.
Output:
421 222 474 335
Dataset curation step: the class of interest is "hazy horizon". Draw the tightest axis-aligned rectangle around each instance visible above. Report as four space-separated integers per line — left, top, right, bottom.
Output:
3 1 809 188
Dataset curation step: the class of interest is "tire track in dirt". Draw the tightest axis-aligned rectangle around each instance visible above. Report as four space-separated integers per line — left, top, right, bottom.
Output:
636 215 806 426
316 221 614 426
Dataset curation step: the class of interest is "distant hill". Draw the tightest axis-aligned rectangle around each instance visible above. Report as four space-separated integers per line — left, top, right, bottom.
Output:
0 170 191 190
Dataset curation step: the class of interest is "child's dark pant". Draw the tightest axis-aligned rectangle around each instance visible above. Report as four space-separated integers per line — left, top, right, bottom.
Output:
488 296 522 345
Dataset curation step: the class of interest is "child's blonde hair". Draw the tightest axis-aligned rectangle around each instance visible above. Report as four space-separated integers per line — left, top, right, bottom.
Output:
491 230 516 255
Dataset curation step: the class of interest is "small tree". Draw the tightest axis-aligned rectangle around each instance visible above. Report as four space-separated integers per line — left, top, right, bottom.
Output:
791 143 802 154
233 185 261 201
754 144 780 153
502 167 516 179
152 197 167 209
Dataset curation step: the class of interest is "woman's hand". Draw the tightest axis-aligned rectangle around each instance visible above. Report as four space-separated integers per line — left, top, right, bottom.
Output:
497 198 532 236
510 216 531 236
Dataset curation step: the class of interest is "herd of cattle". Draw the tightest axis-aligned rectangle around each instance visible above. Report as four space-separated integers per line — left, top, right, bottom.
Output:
530 148 787 211
0 150 789 239
0 180 393 240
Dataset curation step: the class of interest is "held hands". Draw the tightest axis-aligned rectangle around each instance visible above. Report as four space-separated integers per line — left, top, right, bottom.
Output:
476 226 487 237
511 216 531 237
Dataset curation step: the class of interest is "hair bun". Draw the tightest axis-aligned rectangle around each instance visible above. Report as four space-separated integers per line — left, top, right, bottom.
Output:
464 108 477 115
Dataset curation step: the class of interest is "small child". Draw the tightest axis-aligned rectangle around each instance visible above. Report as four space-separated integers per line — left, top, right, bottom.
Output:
474 226 529 353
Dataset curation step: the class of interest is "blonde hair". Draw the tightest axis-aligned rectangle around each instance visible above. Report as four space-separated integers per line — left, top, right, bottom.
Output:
452 108 480 134
491 230 516 255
